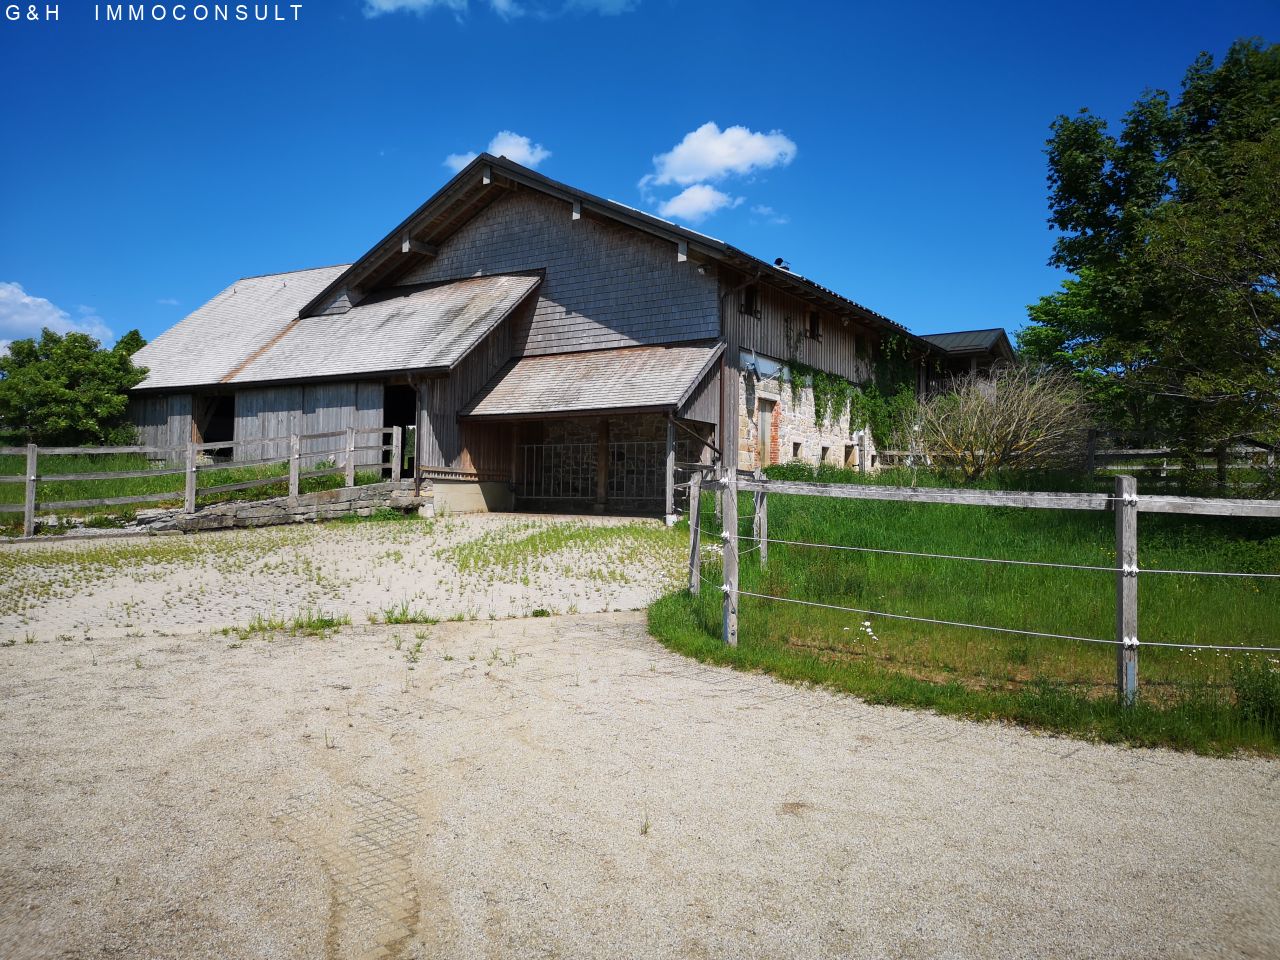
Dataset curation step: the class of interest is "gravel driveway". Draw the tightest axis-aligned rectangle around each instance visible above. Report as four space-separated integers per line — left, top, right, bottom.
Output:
1 611 1276 959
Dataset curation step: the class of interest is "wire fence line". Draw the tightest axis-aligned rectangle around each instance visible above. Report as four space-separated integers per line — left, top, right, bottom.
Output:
717 530 1280 580
690 473 1280 702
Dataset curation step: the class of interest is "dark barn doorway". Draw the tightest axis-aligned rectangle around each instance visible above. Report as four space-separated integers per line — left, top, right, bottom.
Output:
384 384 417 476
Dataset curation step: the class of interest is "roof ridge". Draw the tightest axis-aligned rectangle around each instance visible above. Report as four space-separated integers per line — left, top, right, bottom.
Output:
237 263 352 282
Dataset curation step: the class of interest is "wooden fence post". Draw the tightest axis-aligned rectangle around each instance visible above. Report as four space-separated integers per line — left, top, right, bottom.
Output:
687 471 702 595
752 468 768 569
756 488 768 569
184 441 197 514
390 426 402 483
22 443 37 538
288 434 300 503
722 477 739 647
1115 474 1139 706
344 427 356 487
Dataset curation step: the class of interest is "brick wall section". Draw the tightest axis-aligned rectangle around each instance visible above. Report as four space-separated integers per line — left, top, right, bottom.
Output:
398 191 720 357
737 371 877 472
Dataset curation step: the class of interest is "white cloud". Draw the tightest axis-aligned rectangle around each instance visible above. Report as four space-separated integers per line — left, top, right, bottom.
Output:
365 0 635 17
156 297 180 306
751 204 789 225
642 122 797 189
443 130 551 172
0 282 114 352
657 184 742 223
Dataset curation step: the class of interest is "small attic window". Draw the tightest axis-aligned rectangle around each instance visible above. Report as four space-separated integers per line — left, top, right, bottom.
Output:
741 285 760 318
806 311 822 342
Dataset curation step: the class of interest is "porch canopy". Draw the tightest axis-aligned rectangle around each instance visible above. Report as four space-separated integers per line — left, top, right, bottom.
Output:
460 341 724 421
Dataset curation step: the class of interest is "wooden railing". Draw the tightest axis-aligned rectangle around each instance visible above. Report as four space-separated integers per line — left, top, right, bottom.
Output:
1 426 408 537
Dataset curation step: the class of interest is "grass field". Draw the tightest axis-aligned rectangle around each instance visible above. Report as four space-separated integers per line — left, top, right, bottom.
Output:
0 451 386 534
649 466 1280 755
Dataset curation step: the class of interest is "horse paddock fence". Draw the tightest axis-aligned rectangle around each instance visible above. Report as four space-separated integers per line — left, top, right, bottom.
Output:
688 473 1280 705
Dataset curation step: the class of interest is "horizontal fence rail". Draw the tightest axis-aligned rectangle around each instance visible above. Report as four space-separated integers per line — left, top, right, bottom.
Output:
2 426 408 536
695 474 1279 705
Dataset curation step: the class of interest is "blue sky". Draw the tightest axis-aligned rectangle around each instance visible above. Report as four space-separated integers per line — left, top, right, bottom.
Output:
0 0 1274 350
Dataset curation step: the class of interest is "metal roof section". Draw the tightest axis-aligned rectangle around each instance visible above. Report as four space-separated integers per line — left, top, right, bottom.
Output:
300 154 915 339
132 264 349 390
462 341 725 419
228 274 541 385
920 328 1012 355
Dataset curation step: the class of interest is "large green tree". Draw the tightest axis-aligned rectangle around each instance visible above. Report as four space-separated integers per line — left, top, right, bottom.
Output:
0 328 148 445
1020 39 1280 466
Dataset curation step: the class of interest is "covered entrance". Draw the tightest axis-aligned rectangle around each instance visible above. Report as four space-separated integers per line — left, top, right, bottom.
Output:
460 342 723 515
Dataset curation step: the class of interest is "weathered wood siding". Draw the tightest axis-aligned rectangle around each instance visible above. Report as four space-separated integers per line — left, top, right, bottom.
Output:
418 300 521 473
233 382 383 463
397 190 719 357
731 280 879 382
679 362 721 426
129 393 192 451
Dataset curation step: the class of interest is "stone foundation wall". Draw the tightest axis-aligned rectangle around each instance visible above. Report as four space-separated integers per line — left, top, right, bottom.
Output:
737 372 875 472
153 481 430 533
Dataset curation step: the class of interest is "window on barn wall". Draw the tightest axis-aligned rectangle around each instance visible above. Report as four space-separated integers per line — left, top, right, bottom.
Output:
792 441 802 460
821 445 830 464
806 311 822 341
741 285 760 318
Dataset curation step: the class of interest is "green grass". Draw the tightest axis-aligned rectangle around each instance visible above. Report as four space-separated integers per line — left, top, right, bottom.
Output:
380 601 439 625
0 450 387 534
650 470 1280 755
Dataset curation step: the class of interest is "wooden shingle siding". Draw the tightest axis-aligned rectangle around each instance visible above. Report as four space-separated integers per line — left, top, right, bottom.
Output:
233 382 384 464
731 281 878 382
680 363 721 426
417 299 522 471
129 393 192 451
396 191 719 357
314 288 353 316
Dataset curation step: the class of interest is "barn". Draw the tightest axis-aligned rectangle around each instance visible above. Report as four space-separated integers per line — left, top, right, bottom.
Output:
130 154 984 514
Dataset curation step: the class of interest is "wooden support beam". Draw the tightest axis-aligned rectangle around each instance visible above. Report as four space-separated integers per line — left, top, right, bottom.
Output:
571 199 582 221
688 470 702 595
481 164 492 185
401 237 439 256
390 426 402 483
595 417 609 512
665 416 677 519
1115 474 1139 706
677 239 688 263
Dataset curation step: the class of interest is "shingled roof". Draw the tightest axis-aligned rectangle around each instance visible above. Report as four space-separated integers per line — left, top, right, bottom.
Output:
133 264 348 390
133 271 540 389
462 341 724 419
920 328 1013 356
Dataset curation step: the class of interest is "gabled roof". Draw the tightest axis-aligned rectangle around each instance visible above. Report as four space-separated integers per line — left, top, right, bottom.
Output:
462 341 725 419
921 328 1015 357
300 153 916 341
133 264 348 390
228 273 540 385
133 270 540 390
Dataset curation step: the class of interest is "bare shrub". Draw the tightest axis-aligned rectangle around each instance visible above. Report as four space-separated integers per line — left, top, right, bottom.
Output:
908 366 1089 480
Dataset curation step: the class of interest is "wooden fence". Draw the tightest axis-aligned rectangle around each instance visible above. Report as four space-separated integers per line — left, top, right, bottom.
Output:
694 473 1280 705
1 426 407 538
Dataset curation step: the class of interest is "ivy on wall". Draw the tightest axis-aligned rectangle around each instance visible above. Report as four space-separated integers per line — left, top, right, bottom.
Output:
781 323 921 449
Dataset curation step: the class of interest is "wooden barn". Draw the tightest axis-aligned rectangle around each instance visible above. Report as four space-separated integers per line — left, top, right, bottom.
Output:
130 154 982 514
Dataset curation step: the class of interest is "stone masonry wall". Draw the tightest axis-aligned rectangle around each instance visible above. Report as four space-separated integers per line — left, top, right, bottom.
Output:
737 371 876 472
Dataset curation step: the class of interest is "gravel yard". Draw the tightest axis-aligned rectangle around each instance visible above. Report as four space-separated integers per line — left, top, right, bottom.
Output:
0 514 682 641
1 517 1277 959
